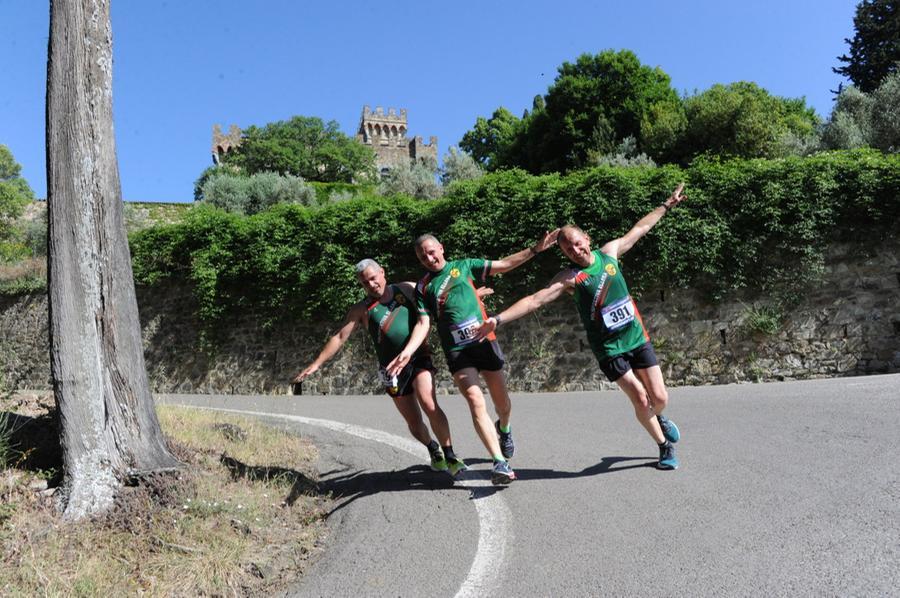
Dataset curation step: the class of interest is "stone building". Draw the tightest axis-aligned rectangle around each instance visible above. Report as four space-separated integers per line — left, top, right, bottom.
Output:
356 106 437 175
211 124 243 165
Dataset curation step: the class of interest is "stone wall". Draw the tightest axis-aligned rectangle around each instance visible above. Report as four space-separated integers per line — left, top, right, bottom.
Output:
2 241 898 395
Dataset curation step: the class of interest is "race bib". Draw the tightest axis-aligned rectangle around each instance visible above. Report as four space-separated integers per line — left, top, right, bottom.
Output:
449 317 480 346
601 296 636 331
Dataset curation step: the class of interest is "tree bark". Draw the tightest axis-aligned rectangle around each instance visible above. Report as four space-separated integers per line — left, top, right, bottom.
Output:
46 0 180 521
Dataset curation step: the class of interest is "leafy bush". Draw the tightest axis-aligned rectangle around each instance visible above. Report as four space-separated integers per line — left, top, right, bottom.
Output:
200 171 316 215
378 158 443 200
441 147 484 186
1 145 35 262
590 136 658 167
822 71 900 153
130 150 900 327
220 115 377 183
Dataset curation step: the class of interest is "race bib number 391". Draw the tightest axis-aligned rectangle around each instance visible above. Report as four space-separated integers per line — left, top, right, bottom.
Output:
449 318 479 346
601 296 636 331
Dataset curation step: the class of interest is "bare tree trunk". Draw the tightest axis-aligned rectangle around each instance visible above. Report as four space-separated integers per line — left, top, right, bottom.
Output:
46 0 180 521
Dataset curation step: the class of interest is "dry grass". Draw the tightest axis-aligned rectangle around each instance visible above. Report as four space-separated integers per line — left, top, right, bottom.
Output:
0 401 329 597
0 257 46 294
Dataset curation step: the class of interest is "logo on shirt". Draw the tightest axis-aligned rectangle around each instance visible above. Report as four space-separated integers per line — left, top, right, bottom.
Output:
605 264 617 276
450 268 461 278
395 293 406 304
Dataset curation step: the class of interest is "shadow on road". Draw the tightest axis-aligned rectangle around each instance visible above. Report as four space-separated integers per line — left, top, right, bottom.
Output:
317 464 506 516
464 455 657 480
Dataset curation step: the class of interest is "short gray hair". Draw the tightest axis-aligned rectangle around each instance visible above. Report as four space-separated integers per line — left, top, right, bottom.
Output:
354 258 381 274
415 233 439 248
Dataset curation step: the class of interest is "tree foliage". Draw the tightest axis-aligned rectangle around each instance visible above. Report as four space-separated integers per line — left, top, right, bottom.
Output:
0 145 35 261
199 170 317 214
459 51 819 172
822 70 900 152
677 82 820 161
221 116 376 183
378 157 443 200
533 50 680 171
834 0 900 92
441 147 484 186
459 107 523 169
131 150 900 327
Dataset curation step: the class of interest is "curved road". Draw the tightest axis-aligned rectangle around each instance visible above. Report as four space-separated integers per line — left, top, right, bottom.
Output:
160 374 899 597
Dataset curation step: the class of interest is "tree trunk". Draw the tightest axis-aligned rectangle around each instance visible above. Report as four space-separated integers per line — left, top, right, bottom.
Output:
46 0 180 521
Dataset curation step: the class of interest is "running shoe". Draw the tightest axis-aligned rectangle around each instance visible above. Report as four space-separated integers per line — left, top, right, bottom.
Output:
657 415 680 443
495 420 515 459
429 454 449 472
657 442 679 470
447 457 468 477
491 460 517 485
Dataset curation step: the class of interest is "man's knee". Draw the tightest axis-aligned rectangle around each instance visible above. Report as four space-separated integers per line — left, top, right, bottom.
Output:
650 388 669 410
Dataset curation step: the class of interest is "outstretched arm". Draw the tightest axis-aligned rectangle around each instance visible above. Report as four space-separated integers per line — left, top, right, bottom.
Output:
600 183 686 259
489 228 560 275
385 314 430 377
475 270 573 339
292 305 363 382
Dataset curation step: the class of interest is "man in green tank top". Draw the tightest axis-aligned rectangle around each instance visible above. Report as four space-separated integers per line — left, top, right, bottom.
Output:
475 184 687 470
293 258 468 476
387 230 559 485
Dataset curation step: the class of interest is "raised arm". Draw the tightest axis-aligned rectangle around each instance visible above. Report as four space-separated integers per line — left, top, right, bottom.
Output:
475 270 574 339
489 228 560 275
292 304 364 382
600 183 686 259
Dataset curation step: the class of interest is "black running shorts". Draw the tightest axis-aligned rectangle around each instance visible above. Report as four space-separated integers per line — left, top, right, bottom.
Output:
446 339 506 374
597 341 659 382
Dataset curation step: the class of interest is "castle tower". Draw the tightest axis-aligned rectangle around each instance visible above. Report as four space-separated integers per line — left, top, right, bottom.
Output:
211 124 243 164
357 106 437 175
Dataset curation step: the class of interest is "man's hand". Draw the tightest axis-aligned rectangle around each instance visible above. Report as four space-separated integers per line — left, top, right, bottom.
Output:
474 316 498 341
534 228 561 253
386 351 411 377
292 364 319 383
476 286 494 299
664 183 687 209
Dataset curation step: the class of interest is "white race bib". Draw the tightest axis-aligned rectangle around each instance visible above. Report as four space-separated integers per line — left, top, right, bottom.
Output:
449 317 480 346
601 296 635 331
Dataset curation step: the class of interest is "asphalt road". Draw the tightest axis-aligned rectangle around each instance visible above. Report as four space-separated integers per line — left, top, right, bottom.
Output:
159 374 900 597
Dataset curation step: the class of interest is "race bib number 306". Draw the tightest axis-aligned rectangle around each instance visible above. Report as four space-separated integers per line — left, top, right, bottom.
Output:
601 296 636 330
449 318 479 346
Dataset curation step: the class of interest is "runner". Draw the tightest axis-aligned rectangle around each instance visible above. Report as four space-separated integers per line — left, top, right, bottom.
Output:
293 258 469 476
475 184 687 470
387 230 560 485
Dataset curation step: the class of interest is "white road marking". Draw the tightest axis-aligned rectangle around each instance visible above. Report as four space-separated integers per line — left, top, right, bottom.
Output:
200 407 511 598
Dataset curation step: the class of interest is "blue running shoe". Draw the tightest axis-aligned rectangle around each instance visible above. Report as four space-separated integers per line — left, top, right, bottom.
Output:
495 420 515 459
491 460 516 485
657 442 679 470
657 415 680 443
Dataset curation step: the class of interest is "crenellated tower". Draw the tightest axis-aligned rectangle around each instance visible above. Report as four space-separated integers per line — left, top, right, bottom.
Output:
357 106 437 175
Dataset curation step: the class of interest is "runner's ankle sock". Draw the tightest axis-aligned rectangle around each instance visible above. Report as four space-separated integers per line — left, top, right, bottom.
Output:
427 440 442 457
443 445 457 461
658 440 671 449
492 455 506 463
498 423 511 434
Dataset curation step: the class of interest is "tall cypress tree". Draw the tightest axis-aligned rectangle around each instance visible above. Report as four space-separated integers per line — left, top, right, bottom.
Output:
835 0 900 92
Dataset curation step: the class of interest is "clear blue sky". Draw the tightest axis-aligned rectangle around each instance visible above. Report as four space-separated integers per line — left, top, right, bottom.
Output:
2 0 858 202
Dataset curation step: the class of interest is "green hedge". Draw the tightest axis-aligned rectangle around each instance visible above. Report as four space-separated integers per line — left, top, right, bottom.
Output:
130 149 900 325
